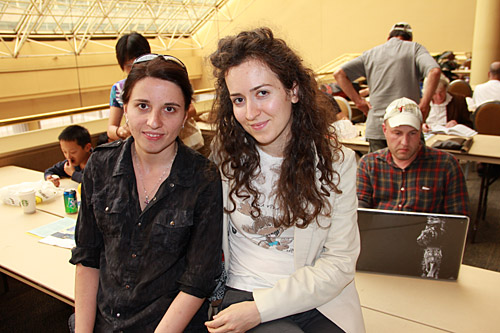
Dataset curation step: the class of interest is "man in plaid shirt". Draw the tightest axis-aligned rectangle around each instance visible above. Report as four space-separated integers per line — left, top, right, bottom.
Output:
357 97 469 216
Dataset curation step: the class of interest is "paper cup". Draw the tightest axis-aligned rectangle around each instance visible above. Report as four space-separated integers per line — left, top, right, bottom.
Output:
18 188 36 214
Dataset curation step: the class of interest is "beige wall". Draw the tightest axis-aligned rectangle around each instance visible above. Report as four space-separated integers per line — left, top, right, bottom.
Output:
194 0 477 88
0 38 202 119
0 0 477 119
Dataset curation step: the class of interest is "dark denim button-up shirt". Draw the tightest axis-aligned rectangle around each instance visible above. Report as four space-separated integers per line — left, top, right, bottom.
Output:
70 138 222 332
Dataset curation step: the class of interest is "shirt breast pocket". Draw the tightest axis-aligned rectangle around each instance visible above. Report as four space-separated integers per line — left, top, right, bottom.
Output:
151 209 194 252
91 192 127 238
416 182 438 207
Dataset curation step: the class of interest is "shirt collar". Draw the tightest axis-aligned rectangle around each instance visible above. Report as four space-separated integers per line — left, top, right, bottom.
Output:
112 137 134 177
379 144 430 169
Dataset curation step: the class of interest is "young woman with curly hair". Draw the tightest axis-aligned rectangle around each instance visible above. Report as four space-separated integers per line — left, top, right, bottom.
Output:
205 27 365 333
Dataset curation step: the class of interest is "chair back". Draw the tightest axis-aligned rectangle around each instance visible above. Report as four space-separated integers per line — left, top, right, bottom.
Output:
333 96 352 120
474 101 500 135
448 79 473 97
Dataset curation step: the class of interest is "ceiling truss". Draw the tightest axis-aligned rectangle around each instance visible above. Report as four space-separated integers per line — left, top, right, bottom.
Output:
0 0 229 58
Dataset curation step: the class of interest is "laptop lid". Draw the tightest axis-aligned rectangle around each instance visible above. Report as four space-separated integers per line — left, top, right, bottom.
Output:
356 208 469 280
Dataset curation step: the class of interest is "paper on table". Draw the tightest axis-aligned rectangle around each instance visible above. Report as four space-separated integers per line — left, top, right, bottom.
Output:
430 124 477 137
424 132 435 141
28 217 76 249
39 227 75 249
28 217 76 237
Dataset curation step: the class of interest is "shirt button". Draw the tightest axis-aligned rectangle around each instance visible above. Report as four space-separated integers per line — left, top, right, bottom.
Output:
105 207 109 212
400 187 405 191
170 221 175 226
116 313 121 318
398 204 402 208
169 183 175 188
137 222 142 227
131 253 137 258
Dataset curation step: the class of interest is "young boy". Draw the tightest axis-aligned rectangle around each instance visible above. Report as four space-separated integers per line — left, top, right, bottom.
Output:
44 125 92 187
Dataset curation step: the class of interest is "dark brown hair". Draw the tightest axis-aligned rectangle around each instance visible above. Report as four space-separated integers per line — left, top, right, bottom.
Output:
122 57 193 111
209 27 343 229
115 32 151 70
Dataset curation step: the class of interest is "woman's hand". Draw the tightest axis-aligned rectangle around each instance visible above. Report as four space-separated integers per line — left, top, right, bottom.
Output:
445 120 458 128
116 124 131 139
205 301 261 333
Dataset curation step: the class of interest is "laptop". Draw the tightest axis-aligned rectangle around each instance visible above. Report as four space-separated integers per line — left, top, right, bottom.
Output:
356 208 469 280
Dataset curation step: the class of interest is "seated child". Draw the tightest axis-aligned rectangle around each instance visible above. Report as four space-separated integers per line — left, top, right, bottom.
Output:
44 125 92 187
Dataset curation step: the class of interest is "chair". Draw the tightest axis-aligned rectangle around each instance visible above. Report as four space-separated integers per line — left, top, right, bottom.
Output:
474 101 500 135
333 96 352 120
461 59 471 70
448 79 473 97
472 101 500 241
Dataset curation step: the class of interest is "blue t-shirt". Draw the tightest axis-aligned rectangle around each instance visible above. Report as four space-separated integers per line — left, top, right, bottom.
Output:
109 79 126 108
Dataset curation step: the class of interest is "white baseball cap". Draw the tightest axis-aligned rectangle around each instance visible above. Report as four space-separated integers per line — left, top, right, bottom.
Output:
390 22 413 38
383 97 423 130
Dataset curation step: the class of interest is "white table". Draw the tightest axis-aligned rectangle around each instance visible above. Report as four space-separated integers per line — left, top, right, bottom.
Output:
340 128 500 166
0 165 76 305
426 133 500 165
0 202 75 306
361 307 445 332
356 265 500 332
0 165 79 217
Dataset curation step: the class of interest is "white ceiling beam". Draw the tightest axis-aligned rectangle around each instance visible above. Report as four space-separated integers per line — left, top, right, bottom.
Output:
0 0 230 57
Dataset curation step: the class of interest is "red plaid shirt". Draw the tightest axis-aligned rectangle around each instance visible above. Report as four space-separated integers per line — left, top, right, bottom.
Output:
357 145 469 216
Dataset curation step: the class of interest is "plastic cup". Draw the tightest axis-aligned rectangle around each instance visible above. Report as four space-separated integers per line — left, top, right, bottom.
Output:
18 188 36 214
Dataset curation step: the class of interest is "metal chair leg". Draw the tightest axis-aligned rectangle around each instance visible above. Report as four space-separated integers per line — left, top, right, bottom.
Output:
1 272 8 293
482 164 491 220
473 165 488 243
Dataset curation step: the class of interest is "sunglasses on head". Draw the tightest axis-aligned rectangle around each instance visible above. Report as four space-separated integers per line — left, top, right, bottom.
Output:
133 53 187 70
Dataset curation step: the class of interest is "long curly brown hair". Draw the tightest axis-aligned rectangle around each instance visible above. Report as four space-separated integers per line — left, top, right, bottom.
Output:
209 27 343 229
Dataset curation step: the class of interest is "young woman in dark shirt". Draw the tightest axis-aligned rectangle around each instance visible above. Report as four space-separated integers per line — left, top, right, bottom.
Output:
71 55 222 332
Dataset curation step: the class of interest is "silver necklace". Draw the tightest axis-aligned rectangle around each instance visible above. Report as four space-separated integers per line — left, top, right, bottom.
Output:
133 144 177 205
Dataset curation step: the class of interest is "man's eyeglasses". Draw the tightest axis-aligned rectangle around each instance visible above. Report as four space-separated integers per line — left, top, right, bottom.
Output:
133 54 187 70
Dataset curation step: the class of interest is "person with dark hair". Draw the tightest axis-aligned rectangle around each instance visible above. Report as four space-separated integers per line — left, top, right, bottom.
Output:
107 32 151 141
70 55 223 332
107 32 205 150
44 124 92 186
334 22 441 152
205 27 364 333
